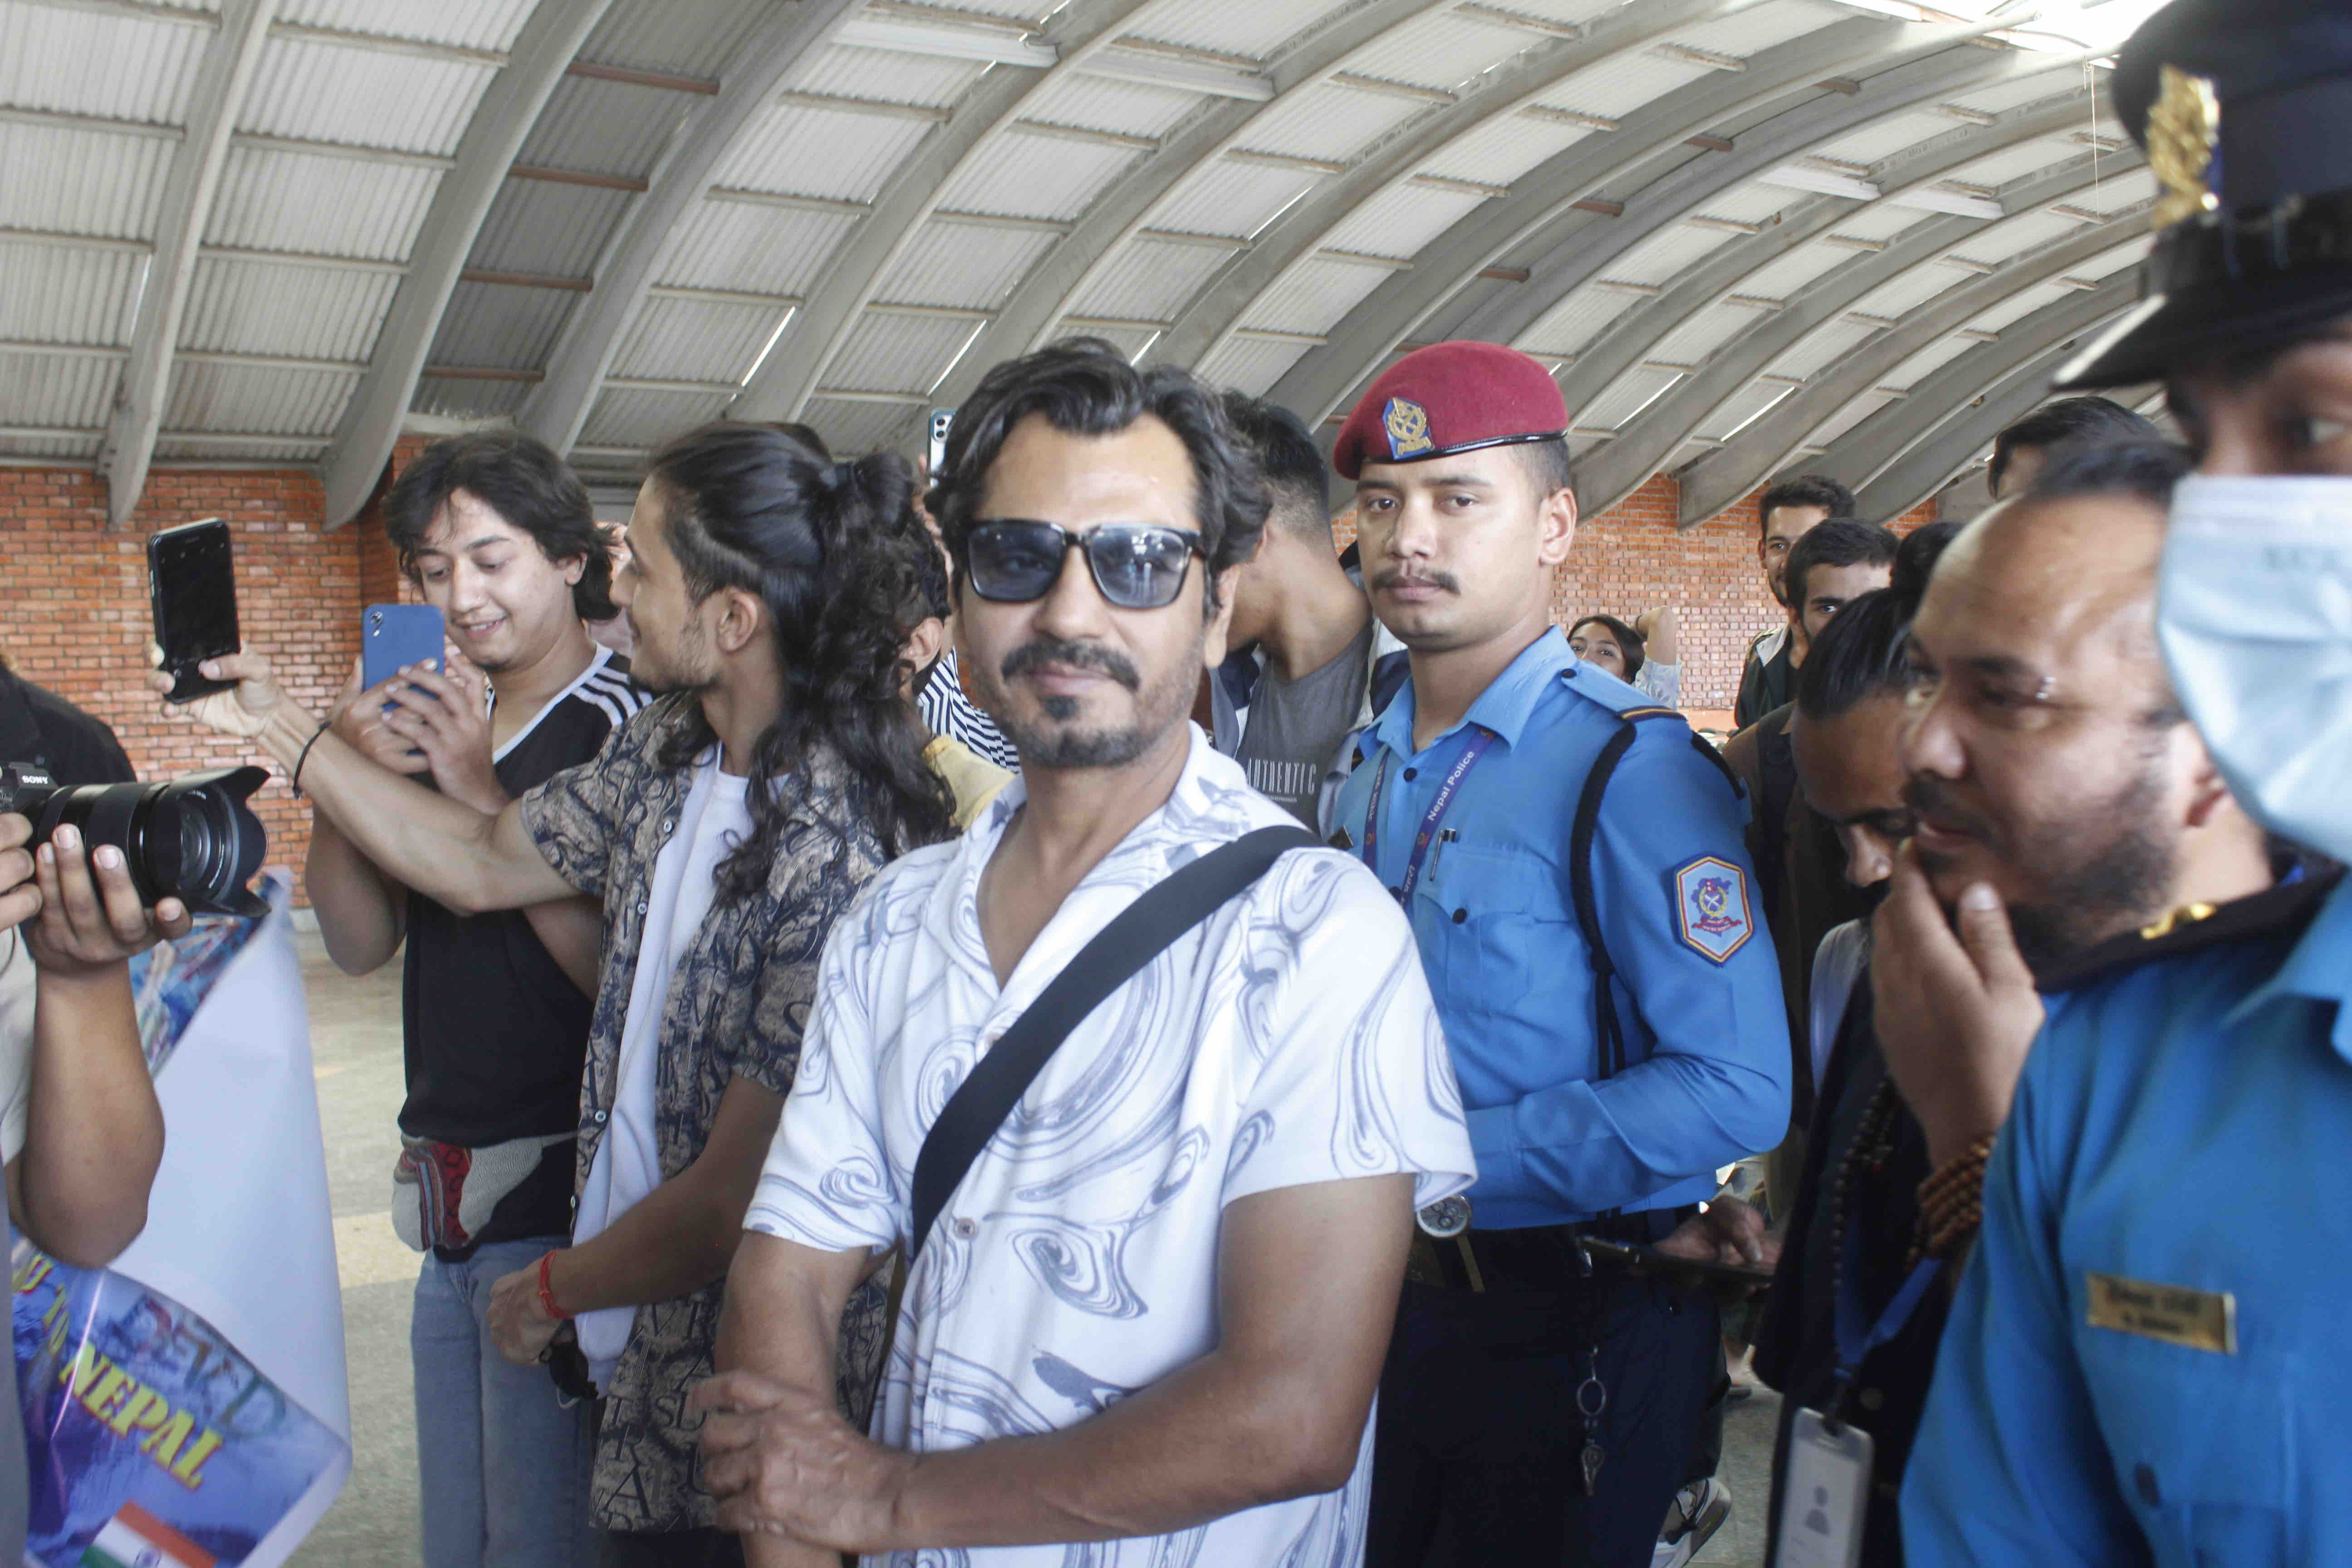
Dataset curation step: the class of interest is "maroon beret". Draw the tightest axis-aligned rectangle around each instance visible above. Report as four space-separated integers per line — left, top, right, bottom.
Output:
1332 340 1569 480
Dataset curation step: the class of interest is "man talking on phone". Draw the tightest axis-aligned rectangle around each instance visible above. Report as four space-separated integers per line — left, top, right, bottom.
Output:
157 423 951 1565
308 432 644 1568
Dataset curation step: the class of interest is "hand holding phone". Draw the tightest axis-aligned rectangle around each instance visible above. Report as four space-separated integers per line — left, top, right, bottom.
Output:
362 603 446 702
148 519 240 704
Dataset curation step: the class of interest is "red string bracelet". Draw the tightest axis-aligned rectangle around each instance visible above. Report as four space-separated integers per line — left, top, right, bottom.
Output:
536 1250 571 1321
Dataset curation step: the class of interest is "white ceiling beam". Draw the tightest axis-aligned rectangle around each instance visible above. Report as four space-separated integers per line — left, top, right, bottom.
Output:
918 0 1489 425
513 0 867 458
730 0 1177 427
315 0 617 528
98 0 281 529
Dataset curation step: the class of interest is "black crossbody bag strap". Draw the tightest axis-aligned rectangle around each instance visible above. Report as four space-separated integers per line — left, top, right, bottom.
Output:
908 824 1319 1260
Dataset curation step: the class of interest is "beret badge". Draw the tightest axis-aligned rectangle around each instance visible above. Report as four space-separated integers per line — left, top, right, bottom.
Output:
2148 63 2221 231
1383 397 1434 459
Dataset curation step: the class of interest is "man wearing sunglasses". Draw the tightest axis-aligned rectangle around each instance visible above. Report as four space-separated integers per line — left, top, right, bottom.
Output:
1333 341 1791 1568
696 339 1475 1568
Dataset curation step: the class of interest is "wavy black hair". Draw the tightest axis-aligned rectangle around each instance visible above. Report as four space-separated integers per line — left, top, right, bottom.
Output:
1989 396 2161 495
644 423 952 897
383 430 617 621
926 337 1270 616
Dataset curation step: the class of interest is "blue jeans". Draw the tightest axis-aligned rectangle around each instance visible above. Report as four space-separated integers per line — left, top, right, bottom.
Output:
413 1237 599 1568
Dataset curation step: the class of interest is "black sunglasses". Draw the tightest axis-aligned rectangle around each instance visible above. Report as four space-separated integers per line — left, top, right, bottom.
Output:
966 520 1206 611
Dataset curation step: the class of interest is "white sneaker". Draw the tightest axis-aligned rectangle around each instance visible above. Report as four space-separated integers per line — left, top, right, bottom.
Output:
1651 1477 1732 1568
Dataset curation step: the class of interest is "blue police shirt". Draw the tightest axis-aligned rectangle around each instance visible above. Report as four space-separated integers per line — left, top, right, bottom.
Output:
1905 872 2352 1566
1333 627 1789 1230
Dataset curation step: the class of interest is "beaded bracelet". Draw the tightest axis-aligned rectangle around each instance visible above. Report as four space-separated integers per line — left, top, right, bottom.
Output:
536 1250 571 1321
1915 1133 1995 1260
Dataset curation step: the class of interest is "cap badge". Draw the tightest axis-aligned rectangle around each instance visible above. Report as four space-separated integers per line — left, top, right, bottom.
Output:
1383 397 1435 458
2148 64 2221 231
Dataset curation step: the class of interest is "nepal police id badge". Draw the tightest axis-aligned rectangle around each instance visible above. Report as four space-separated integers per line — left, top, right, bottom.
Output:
1774 1407 1871 1568
1673 855 1754 962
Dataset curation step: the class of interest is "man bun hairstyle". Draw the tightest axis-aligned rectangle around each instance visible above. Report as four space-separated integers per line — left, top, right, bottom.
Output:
383 430 617 621
927 338 1270 615
1219 391 1330 538
1756 474 1857 537
646 422 952 895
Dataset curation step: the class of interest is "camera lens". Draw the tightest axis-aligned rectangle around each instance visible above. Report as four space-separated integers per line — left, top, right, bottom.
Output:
0 764 271 919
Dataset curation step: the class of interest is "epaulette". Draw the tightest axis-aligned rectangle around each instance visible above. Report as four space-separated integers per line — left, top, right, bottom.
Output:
1558 667 1743 800
2033 868 2345 995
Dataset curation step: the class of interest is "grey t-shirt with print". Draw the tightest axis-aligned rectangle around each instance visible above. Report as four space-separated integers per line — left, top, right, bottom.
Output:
1235 619 1376 826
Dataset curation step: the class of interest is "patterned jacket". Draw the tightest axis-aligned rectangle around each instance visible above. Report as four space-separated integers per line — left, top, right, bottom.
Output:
519 692 894 1532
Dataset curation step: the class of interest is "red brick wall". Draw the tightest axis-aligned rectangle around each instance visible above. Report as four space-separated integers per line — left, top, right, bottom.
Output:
0 445 425 907
5 450 1925 904
1336 476 1937 715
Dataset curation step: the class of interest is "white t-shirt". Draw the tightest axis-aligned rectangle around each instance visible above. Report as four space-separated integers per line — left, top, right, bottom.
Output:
747 728 1475 1568
573 755 750 1384
0 932 32 1163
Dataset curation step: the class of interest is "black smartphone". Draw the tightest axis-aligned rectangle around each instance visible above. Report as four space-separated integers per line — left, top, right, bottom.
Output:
148 518 240 704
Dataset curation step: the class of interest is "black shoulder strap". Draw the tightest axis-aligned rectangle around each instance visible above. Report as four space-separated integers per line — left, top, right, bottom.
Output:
909 823 1320 1259
1567 707 1742 1083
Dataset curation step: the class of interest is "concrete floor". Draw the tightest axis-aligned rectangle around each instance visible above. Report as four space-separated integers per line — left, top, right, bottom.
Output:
285 928 1776 1567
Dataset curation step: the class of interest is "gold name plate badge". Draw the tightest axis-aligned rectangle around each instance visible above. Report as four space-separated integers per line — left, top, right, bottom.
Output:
2086 1271 2237 1355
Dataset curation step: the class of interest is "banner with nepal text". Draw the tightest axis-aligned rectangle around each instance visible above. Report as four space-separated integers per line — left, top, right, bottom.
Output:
12 875 350 1568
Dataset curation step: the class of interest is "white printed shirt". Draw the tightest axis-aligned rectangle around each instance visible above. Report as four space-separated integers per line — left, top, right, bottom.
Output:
747 727 1475 1568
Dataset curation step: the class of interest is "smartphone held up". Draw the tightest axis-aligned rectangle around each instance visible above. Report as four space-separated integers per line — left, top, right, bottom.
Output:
148 519 240 705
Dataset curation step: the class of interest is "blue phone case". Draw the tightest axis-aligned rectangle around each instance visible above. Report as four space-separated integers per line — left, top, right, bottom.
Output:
362 604 445 700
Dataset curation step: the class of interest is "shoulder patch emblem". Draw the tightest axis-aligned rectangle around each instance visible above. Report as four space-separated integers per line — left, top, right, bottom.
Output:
1384 397 1435 458
1673 855 1753 963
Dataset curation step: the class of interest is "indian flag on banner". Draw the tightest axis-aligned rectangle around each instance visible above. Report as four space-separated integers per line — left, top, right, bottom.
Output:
78 1501 216 1568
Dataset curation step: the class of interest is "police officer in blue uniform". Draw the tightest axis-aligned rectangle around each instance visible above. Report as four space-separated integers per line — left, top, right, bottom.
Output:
1891 2 2352 1560
1337 341 1791 1568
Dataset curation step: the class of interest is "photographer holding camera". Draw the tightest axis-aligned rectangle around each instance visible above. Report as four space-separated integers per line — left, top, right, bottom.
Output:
0 813 190 1559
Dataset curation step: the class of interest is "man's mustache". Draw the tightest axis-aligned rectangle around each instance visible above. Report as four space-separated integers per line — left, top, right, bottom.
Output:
1902 775 1995 848
1001 636 1141 692
1370 568 1461 595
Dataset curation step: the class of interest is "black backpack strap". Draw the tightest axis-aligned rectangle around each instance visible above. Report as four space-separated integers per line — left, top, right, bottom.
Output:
908 823 1320 1260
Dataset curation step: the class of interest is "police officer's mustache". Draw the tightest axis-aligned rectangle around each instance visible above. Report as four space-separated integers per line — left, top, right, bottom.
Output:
1001 635 1142 692
1371 567 1461 594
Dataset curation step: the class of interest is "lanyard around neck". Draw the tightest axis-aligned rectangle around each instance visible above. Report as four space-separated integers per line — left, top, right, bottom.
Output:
1360 727 1495 902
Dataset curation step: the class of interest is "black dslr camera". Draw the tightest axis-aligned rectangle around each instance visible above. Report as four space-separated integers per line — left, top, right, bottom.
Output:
0 764 271 918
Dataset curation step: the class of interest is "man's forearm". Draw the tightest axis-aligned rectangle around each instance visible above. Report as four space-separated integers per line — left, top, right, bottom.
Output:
254 705 562 915
19 965 162 1266
719 1235 865 1568
876 1336 1361 1549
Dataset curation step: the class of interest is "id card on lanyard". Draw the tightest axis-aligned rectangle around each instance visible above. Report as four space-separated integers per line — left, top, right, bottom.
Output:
1772 1227 1940 1568
1360 727 1494 901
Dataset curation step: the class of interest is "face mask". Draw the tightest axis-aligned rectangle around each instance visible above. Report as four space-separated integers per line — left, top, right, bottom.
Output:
2159 474 2352 862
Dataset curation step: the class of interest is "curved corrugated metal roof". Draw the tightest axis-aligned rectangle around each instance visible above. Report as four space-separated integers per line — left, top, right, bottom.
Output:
0 0 2170 526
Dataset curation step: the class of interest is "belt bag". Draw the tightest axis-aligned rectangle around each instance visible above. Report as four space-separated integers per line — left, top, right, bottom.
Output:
392 1132 570 1253
908 825 1318 1261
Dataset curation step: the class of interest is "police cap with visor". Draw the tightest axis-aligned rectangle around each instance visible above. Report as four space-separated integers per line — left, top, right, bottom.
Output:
2060 0 2352 389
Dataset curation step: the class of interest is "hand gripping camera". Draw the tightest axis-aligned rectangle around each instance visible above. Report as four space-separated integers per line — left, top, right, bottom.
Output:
0 763 272 919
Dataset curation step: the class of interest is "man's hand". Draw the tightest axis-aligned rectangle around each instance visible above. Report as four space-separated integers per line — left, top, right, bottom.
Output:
1870 842 2043 1168
378 658 507 815
146 644 283 739
486 1262 565 1365
329 659 430 777
1658 1195 1778 1271
15 823 191 978
0 816 40 933
693 1369 912 1553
